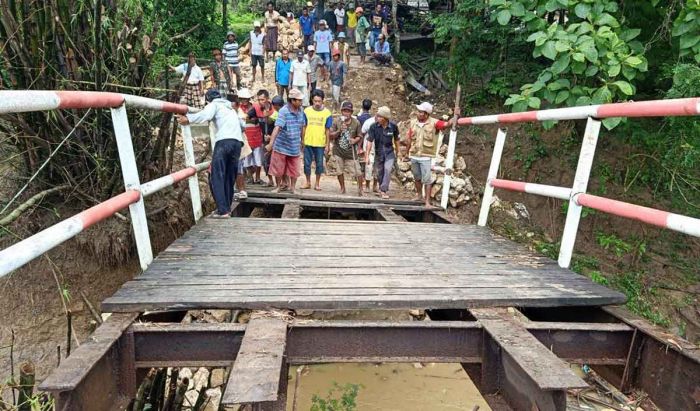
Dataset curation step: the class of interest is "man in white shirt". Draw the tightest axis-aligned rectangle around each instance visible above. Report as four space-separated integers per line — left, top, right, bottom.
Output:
177 89 246 217
250 21 266 83
290 50 312 106
334 2 346 35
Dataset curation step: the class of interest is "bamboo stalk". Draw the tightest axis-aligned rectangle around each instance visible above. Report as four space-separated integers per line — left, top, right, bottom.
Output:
162 368 179 411
171 377 189 411
66 310 72 357
133 369 156 411
80 291 103 325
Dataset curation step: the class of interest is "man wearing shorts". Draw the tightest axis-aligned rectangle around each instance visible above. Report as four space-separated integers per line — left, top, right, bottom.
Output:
266 88 305 193
329 101 363 195
405 101 459 206
302 89 332 190
250 22 266 83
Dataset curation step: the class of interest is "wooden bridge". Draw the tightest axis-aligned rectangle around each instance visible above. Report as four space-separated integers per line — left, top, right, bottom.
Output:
1 91 699 410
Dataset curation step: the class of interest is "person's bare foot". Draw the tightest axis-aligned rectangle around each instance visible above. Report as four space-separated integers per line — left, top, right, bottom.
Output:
300 183 311 189
340 189 346 194
380 192 390 199
411 195 422 201
314 186 322 191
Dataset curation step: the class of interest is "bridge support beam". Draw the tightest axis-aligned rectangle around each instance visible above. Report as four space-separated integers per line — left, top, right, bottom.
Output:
558 117 601 268
111 105 153 270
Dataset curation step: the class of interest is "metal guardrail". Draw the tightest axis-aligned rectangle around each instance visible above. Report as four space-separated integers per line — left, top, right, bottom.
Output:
465 97 700 268
0 90 214 277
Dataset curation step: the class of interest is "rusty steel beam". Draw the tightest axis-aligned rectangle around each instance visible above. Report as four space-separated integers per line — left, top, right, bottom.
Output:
39 313 139 411
603 306 700 410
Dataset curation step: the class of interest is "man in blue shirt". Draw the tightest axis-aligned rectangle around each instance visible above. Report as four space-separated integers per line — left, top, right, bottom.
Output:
371 33 391 65
275 49 292 99
266 88 305 193
299 7 315 51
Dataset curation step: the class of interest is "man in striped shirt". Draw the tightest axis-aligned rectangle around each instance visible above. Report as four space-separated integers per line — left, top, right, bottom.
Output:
222 32 242 89
266 88 305 193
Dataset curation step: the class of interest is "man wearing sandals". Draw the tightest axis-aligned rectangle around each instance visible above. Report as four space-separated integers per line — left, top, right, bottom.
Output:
365 106 399 199
266 88 306 194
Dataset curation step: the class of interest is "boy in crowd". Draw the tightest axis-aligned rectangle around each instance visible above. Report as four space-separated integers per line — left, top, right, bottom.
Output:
302 89 333 191
328 49 347 109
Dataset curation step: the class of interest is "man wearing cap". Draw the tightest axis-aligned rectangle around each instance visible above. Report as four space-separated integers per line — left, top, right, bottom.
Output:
304 45 324 92
405 102 459 206
267 88 305 193
210 49 231 97
314 19 334 81
299 7 315 50
222 32 242 89
302 89 333 190
329 101 364 195
290 50 312 106
354 7 370 63
264 2 283 62
275 49 292 100
366 106 400 199
250 22 266 84
177 89 245 218
328 49 347 109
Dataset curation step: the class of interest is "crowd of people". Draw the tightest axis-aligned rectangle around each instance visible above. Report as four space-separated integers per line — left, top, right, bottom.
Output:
176 84 458 218
171 2 456 218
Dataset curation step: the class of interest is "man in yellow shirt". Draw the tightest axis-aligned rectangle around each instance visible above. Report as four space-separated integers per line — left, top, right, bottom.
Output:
302 89 333 190
346 4 357 48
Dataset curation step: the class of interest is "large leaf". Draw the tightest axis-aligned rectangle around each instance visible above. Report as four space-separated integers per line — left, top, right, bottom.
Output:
602 117 622 130
555 90 570 104
510 2 526 17
527 31 547 42
613 80 634 95
672 21 693 37
625 56 643 67
620 28 641 41
608 63 621 77
497 9 512 25
551 54 571 75
574 3 591 19
528 96 541 109
542 40 558 60
595 13 619 28
592 85 612 104
555 40 570 52
680 34 700 50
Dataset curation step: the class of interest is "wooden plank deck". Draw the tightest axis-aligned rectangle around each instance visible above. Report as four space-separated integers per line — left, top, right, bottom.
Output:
102 218 626 312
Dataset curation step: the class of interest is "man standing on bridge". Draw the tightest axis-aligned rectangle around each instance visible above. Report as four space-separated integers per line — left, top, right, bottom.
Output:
177 89 245 218
366 106 399 199
266 88 306 194
405 102 458 207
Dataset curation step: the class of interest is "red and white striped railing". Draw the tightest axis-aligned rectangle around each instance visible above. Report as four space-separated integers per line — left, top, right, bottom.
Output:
461 97 700 268
0 90 212 277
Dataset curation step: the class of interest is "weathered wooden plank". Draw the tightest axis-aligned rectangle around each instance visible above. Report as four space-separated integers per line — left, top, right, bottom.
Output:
222 317 288 406
242 197 439 211
281 201 302 219
375 207 408 222
246 189 422 205
470 308 587 411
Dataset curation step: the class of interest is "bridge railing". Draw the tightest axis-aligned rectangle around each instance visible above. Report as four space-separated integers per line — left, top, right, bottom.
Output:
459 97 700 268
0 91 215 277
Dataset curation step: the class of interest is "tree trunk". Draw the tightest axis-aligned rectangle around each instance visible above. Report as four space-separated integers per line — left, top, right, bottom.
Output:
223 0 229 30
392 0 399 54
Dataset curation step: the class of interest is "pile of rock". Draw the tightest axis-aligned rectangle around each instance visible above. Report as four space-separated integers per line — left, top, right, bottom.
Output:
395 143 475 208
277 19 303 52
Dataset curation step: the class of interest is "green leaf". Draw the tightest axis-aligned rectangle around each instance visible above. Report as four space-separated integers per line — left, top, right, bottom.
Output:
497 9 512 25
621 65 637 80
511 2 526 17
685 11 697 22
672 21 693 37
542 40 558 60
620 28 641 41
551 54 571 75
585 65 599 76
545 0 560 12
602 117 622 130
573 52 585 62
625 56 643 67
489 0 506 5
680 34 700 50
608 63 621 77
595 13 619 28
512 100 528 112
528 96 541 109
574 3 591 19
555 90 570 104
548 78 570 91
613 80 634 95
527 31 547 42
555 40 570 52
576 96 593 106
592 85 612 104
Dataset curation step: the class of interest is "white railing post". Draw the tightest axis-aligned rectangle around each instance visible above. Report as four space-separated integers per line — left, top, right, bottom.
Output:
181 124 203 221
558 117 601 268
110 105 153 270
477 128 507 226
440 130 458 209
